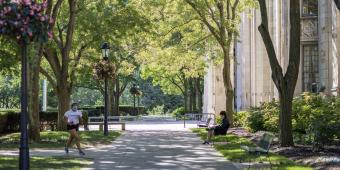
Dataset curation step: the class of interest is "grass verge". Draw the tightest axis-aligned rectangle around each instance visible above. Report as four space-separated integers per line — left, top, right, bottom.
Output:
0 131 121 149
0 156 92 170
192 128 312 170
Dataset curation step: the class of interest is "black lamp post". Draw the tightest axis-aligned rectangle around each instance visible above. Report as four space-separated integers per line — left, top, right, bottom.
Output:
19 43 29 170
101 42 110 136
130 84 138 115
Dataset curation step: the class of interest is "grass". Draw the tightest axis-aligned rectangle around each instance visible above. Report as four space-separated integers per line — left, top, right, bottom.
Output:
0 156 92 170
192 128 312 170
0 131 121 149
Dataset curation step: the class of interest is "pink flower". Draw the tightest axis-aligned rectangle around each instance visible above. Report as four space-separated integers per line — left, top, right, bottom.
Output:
22 0 31 5
40 16 45 21
42 1 47 8
29 10 34 16
47 31 53 39
28 31 32 37
49 18 55 24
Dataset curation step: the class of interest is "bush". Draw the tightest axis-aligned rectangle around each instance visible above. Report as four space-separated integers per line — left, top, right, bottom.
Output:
246 108 265 132
147 105 164 115
171 107 185 118
241 92 340 148
233 111 250 127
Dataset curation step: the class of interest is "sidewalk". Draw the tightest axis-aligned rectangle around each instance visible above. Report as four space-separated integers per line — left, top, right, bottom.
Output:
0 122 240 170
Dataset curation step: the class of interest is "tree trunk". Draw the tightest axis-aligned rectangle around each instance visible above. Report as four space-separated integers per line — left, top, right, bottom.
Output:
279 91 294 146
222 46 234 125
335 0 340 10
108 80 114 116
191 79 197 112
184 79 189 112
114 77 120 116
188 79 194 112
28 46 42 142
195 78 203 113
257 0 300 146
56 85 71 131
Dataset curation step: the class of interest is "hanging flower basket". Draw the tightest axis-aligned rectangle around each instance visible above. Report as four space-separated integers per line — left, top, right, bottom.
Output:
93 59 116 80
0 0 53 44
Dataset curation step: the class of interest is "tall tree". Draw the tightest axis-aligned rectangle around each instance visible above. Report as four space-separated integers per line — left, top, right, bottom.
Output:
257 0 301 146
40 0 78 130
335 0 340 10
184 0 255 123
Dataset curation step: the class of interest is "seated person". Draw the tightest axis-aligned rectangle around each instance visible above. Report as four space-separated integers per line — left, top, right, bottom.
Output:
202 111 230 144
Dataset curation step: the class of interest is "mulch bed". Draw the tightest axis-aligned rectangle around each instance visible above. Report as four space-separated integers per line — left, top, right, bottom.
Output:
228 127 340 170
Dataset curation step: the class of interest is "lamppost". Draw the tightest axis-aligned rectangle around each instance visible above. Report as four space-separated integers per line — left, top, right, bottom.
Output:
19 42 29 170
130 84 138 115
101 42 110 136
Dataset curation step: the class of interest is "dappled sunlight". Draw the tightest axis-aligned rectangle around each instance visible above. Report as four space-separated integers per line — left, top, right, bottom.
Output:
83 129 238 170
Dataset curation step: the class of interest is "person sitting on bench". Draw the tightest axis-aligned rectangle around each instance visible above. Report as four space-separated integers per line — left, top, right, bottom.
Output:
202 111 230 144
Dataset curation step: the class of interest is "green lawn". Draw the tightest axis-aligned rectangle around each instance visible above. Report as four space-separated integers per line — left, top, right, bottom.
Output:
0 131 121 149
0 156 92 170
191 128 312 170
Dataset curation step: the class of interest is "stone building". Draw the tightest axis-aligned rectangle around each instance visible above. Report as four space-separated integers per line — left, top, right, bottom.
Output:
203 0 340 113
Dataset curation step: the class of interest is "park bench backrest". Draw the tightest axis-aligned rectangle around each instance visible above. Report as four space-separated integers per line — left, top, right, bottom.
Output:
258 132 275 151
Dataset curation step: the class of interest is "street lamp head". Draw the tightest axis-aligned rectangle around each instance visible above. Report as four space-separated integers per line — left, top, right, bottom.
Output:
101 42 110 60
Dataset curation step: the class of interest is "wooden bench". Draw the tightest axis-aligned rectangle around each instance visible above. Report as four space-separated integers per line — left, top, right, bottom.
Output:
87 122 125 131
88 116 126 131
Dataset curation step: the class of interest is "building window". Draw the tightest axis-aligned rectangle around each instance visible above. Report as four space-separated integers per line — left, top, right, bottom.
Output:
303 45 319 92
302 0 318 16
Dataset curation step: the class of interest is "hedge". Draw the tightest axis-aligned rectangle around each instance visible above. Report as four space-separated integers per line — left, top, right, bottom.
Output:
0 105 146 134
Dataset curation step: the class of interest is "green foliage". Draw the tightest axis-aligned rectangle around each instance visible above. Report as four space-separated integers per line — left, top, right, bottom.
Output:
147 105 165 115
171 107 185 118
0 131 121 149
0 75 20 109
0 156 92 169
233 111 249 127
236 93 340 148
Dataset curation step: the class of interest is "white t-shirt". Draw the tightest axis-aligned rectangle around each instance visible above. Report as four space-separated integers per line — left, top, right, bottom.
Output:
64 110 82 125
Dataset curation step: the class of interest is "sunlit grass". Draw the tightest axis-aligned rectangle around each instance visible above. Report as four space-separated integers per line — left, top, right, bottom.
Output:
191 128 312 170
0 156 92 170
0 131 121 149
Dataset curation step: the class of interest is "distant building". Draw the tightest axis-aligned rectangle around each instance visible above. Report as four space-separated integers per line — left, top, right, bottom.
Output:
203 0 340 113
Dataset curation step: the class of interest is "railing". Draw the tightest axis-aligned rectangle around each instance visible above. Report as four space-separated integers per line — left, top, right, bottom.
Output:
183 113 215 128
88 115 176 123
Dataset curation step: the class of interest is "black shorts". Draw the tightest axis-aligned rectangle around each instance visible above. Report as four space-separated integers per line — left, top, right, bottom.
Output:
214 128 227 136
67 124 79 131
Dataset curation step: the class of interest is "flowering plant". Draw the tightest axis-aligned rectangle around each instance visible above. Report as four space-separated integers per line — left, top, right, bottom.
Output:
93 59 116 80
0 0 53 43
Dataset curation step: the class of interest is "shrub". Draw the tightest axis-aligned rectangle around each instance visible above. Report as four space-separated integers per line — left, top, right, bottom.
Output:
246 108 265 132
147 105 164 115
241 92 340 148
171 107 185 118
233 111 250 127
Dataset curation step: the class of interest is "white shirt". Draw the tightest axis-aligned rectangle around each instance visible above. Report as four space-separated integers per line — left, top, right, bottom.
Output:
64 110 82 125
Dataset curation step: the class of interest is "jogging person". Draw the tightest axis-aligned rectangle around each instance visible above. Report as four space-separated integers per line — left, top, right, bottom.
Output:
64 102 85 155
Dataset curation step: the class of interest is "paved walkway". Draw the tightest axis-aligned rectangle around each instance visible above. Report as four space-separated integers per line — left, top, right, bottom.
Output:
0 122 240 170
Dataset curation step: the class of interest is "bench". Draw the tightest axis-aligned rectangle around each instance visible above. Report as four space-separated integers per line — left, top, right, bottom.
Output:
241 132 275 168
88 116 126 131
87 122 125 131
197 117 212 128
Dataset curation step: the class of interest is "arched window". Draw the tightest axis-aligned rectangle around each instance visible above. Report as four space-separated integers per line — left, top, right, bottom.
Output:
302 0 318 16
